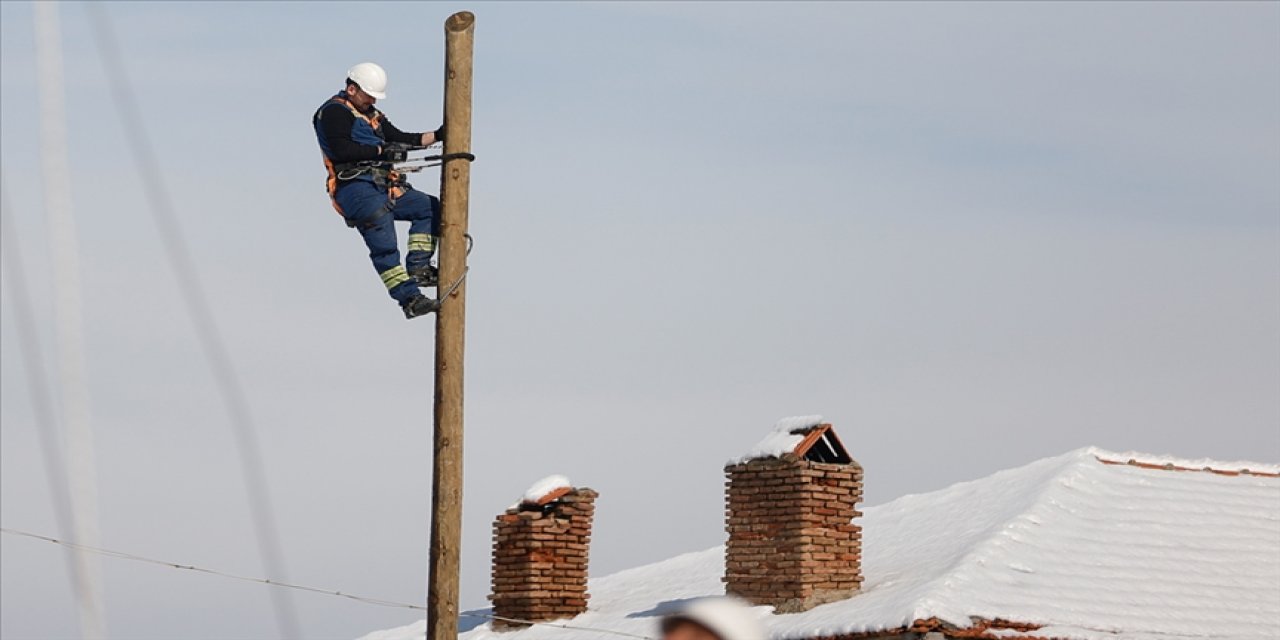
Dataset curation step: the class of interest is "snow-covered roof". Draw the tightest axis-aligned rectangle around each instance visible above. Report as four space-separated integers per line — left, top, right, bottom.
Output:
362 447 1280 640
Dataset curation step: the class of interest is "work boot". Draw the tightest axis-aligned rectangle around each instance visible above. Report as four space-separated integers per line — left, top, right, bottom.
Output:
410 265 439 288
401 294 439 319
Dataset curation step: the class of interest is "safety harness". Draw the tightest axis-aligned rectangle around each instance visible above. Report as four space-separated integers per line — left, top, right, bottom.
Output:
315 95 477 229
315 96 401 222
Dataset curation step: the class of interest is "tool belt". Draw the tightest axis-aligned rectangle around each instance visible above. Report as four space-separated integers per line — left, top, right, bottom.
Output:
333 161 396 188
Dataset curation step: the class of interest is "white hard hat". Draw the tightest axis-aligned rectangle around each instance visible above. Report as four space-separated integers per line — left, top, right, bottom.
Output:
660 597 766 640
346 62 388 99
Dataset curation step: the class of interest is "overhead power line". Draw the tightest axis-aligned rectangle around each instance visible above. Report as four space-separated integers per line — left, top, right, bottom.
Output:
83 5 301 637
2 527 422 613
1 527 659 640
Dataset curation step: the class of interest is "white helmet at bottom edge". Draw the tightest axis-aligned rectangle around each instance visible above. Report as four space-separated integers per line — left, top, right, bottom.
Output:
660 597 766 640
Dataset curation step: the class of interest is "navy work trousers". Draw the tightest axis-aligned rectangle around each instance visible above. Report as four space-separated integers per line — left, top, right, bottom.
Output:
335 179 440 305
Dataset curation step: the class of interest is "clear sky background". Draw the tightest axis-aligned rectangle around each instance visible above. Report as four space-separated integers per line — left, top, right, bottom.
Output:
2 2 1277 639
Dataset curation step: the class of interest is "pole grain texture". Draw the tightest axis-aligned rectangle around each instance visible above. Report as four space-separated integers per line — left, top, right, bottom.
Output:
429 10 475 640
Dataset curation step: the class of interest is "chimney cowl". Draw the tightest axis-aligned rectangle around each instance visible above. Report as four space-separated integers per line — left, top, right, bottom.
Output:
731 415 853 466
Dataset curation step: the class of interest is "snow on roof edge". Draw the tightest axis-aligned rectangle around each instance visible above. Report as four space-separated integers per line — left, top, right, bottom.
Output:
1086 446 1280 476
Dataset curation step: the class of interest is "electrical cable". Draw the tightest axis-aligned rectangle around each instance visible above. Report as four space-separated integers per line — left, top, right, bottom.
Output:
1 527 659 640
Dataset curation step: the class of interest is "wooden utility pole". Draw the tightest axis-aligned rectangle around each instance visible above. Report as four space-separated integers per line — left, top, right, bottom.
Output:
429 10 475 640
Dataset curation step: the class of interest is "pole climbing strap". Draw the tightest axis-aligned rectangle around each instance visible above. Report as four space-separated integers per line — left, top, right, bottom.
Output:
389 152 477 173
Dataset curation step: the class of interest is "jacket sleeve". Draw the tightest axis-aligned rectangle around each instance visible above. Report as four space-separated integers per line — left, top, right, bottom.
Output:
380 115 424 146
318 104 382 162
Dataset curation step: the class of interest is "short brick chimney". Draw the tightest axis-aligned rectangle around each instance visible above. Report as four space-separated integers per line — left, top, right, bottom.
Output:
724 416 863 613
489 476 597 630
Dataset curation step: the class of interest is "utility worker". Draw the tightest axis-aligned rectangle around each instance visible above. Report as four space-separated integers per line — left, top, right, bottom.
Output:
314 62 445 319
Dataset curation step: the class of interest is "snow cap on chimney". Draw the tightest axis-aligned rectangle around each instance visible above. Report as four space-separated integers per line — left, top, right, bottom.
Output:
732 415 851 465
520 474 573 507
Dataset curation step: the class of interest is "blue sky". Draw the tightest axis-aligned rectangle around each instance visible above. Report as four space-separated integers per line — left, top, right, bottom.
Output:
2 2 1278 639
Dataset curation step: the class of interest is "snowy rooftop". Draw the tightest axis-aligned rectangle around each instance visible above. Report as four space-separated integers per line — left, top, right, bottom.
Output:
362 447 1280 640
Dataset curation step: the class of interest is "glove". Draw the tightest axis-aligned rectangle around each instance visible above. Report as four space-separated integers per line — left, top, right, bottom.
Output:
433 125 446 144
380 145 408 163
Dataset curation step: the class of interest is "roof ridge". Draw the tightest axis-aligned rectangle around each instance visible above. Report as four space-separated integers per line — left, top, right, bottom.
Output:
1086 446 1280 477
904 451 1090 624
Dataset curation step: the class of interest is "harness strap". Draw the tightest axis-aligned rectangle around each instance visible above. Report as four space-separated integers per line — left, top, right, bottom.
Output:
320 95 388 187
333 162 392 180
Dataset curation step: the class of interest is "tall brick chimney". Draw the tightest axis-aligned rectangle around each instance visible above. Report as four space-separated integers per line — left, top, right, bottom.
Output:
724 416 863 613
489 476 597 630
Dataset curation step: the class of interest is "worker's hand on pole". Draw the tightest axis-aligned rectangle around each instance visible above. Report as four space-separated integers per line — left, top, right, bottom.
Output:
421 126 445 147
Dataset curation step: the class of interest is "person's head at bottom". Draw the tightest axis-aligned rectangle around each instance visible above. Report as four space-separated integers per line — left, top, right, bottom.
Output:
660 597 765 640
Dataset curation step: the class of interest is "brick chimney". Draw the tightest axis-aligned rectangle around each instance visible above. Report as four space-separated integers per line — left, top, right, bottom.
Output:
724 416 863 613
489 476 597 630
